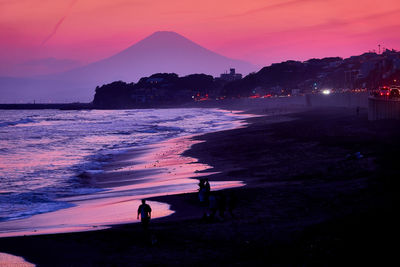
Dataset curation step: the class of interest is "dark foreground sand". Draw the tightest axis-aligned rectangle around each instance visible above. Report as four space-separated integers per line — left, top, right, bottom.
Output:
0 107 398 266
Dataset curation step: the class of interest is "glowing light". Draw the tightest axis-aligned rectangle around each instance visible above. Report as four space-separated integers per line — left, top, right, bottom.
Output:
322 89 331 95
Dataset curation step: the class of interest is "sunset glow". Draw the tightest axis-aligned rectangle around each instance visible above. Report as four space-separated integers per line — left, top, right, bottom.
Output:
1 0 400 76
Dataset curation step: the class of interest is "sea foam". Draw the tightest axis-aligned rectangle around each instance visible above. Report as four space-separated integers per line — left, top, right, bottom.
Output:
0 108 247 222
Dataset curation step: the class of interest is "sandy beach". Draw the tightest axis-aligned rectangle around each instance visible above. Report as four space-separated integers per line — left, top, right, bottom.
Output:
0 106 398 266
0 121 246 237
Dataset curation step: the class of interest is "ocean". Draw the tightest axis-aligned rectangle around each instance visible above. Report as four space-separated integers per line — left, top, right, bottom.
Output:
0 108 247 224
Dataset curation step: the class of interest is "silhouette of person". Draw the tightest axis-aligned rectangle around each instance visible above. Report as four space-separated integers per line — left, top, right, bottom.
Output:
205 179 210 193
137 199 152 229
208 192 218 219
198 179 206 204
205 179 211 201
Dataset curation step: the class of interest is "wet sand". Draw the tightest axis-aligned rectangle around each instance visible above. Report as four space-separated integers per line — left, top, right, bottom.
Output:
0 132 245 237
0 107 398 266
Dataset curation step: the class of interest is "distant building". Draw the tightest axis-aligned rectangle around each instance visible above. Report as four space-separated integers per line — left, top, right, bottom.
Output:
220 68 242 81
130 87 160 104
359 61 378 78
345 69 360 89
146 77 164 84
393 58 400 71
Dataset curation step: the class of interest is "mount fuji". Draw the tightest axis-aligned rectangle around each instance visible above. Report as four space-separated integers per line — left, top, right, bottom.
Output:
0 31 257 103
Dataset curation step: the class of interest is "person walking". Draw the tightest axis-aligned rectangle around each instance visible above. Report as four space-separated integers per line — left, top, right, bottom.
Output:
137 199 152 229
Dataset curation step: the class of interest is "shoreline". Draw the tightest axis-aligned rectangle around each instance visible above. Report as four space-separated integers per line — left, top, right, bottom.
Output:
0 106 397 266
0 108 251 238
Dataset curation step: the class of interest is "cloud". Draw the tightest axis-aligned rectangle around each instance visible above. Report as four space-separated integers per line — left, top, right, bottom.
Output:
41 0 79 46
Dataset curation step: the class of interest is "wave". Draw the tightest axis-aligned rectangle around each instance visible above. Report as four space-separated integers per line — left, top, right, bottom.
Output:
0 108 249 223
0 192 74 222
111 131 132 135
0 118 36 128
150 116 185 124
134 125 184 134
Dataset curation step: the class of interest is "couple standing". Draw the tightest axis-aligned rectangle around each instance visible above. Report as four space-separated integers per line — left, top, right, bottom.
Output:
198 178 211 204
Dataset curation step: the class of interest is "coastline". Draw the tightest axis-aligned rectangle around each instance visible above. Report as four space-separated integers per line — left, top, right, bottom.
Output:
0 106 397 266
0 108 250 238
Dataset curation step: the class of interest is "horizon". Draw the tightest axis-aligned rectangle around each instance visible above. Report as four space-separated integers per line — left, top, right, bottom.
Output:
0 29 397 79
1 0 400 77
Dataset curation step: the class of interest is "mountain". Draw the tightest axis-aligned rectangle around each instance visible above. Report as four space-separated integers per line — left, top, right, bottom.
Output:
0 31 257 103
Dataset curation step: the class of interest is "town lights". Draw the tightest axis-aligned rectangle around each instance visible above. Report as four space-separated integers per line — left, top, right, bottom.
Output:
322 89 331 95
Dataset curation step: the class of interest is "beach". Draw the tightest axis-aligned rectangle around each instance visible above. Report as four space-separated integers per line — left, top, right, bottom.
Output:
0 108 249 237
0 106 398 266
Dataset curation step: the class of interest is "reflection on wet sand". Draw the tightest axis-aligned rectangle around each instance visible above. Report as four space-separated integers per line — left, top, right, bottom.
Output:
0 252 35 267
0 134 244 237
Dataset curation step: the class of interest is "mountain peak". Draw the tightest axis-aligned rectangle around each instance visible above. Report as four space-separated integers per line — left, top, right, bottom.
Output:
141 31 191 44
150 31 182 37
0 31 257 102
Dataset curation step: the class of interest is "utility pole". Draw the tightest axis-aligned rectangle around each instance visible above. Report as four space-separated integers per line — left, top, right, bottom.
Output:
378 44 381 54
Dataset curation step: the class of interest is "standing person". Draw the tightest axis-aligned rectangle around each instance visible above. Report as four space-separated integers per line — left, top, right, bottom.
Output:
205 179 211 201
208 192 218 220
198 179 206 204
137 199 152 229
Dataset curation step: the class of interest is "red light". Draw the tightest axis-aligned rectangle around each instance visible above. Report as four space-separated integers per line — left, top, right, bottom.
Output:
249 94 261 99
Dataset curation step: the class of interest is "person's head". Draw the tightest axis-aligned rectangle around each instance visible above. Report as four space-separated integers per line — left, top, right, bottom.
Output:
142 199 146 204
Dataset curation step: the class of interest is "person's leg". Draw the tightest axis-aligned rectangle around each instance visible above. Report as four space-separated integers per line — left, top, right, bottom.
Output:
142 218 150 229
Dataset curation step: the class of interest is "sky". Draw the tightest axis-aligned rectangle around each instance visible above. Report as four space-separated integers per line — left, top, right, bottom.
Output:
1 0 400 76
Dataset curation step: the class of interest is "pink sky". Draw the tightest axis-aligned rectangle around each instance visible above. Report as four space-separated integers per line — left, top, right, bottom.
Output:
1 0 400 76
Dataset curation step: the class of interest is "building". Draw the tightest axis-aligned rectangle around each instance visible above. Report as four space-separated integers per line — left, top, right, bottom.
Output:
220 68 242 82
146 77 164 84
345 69 360 89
